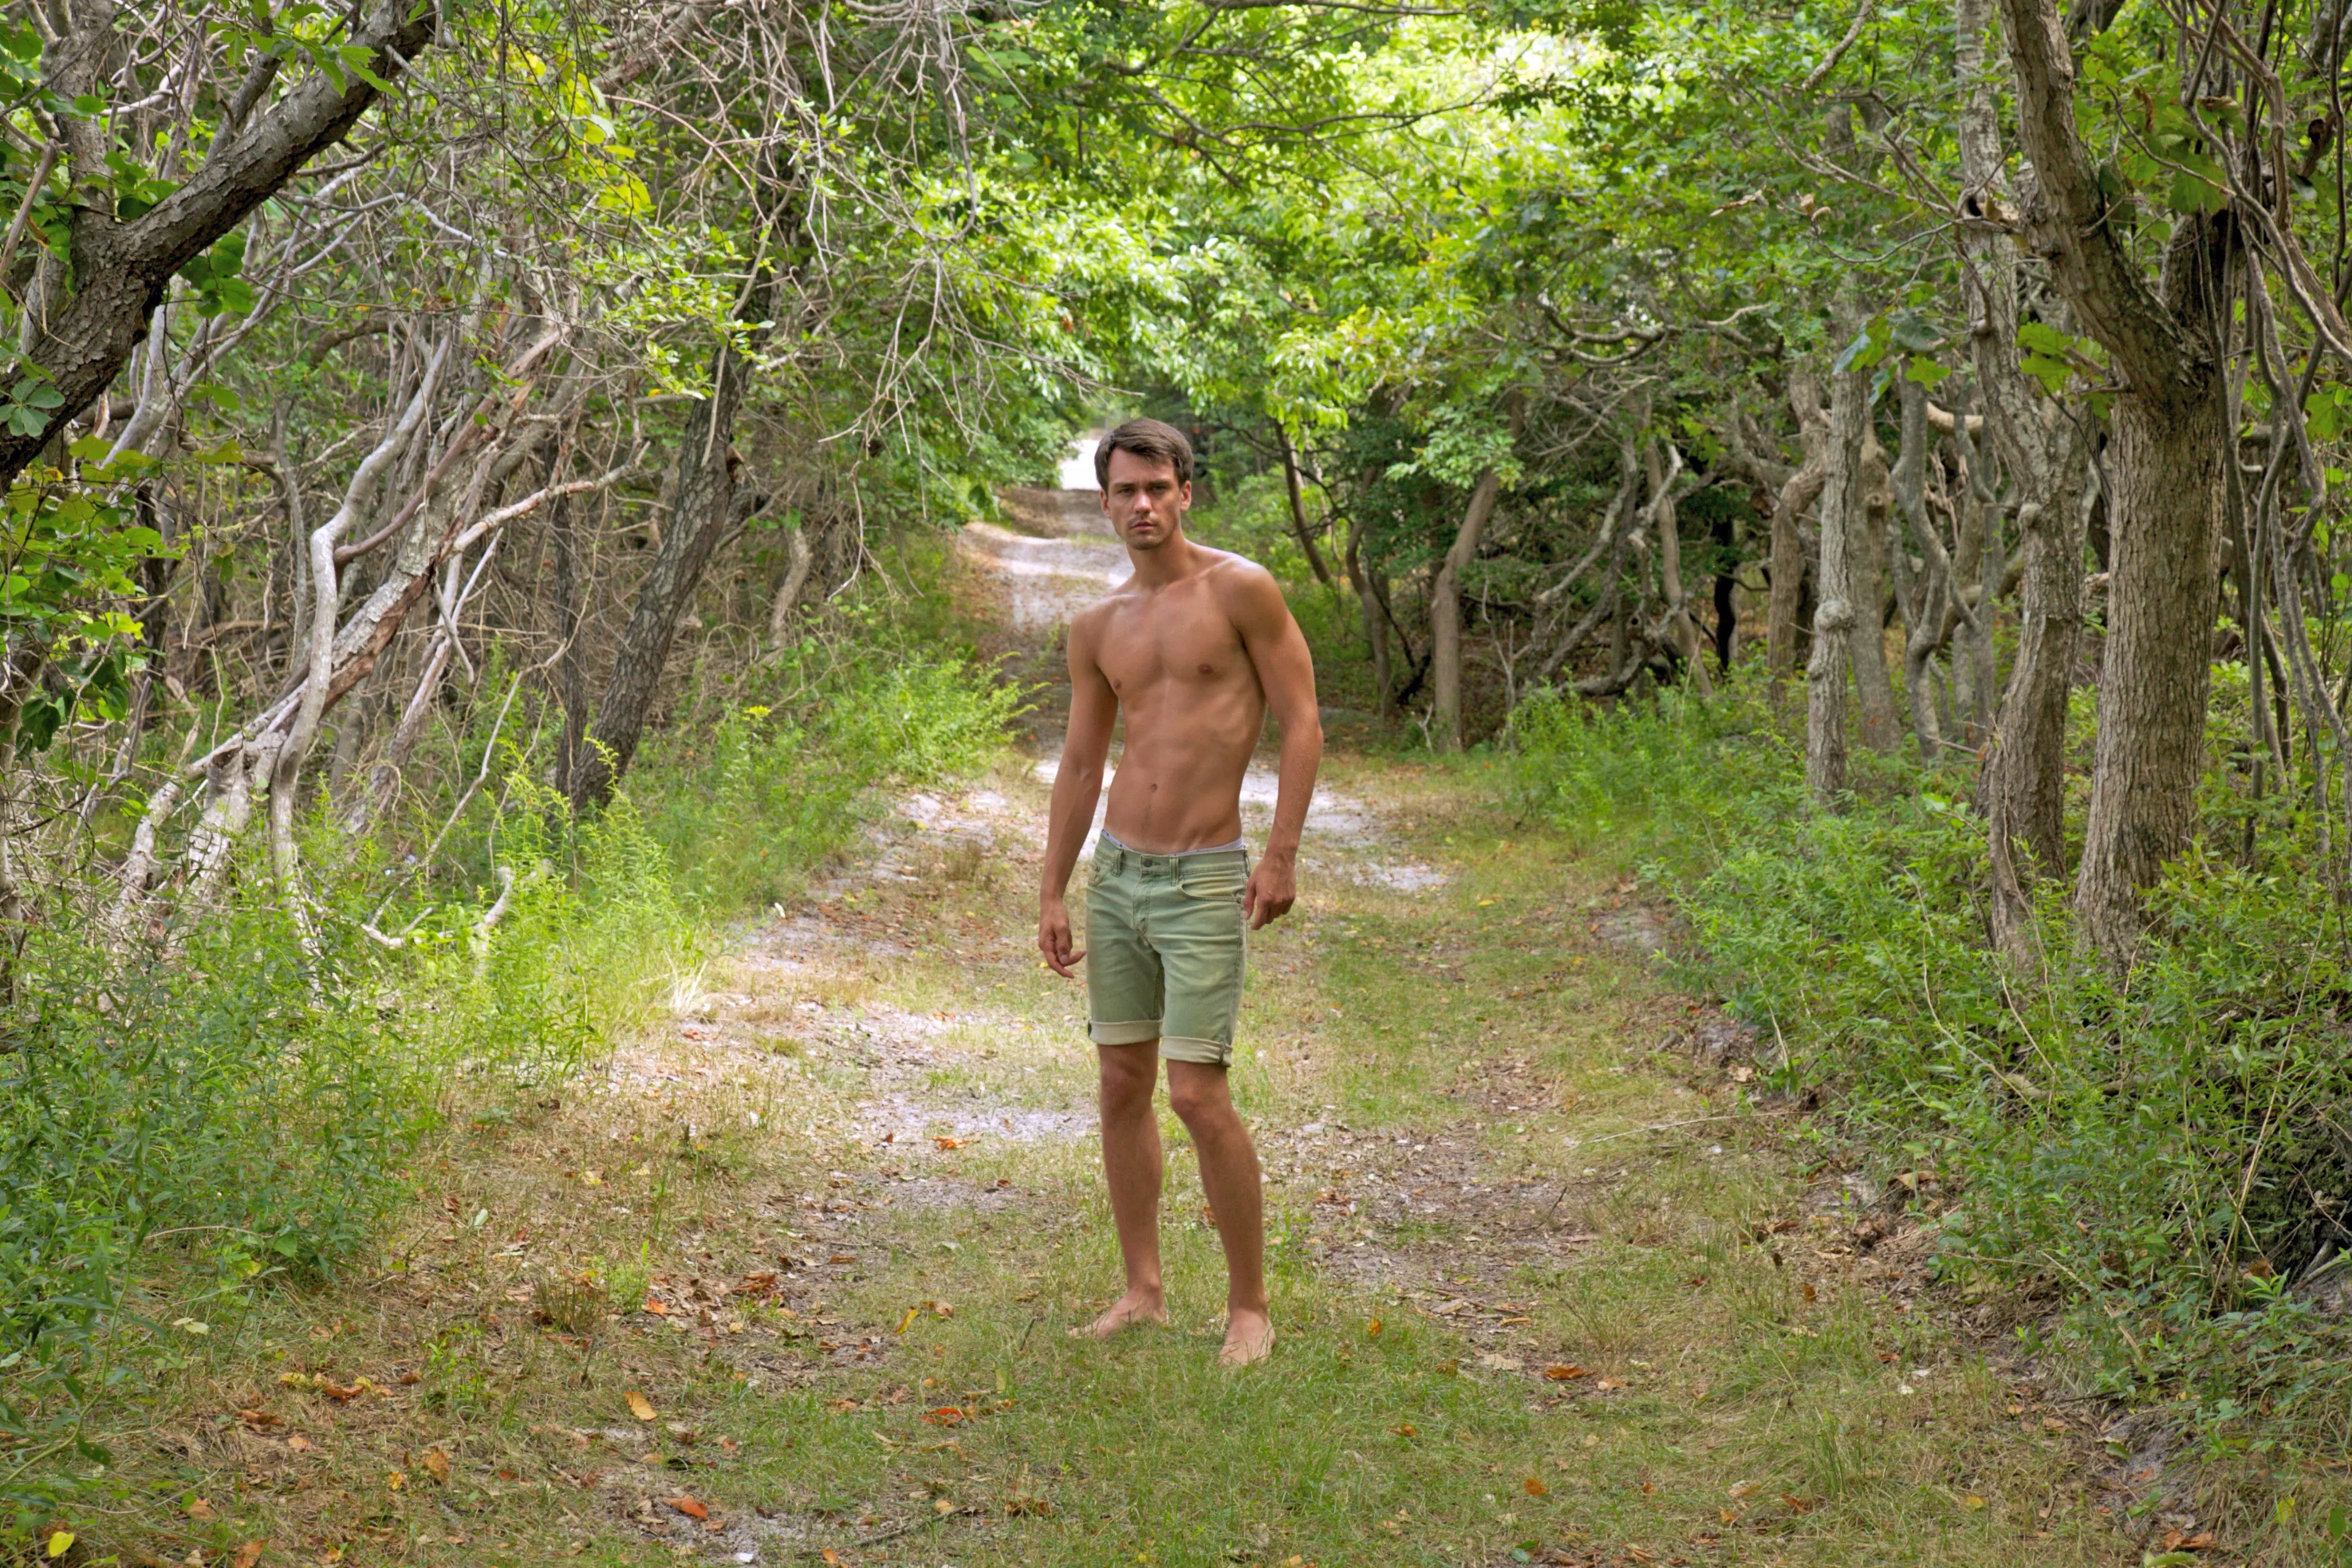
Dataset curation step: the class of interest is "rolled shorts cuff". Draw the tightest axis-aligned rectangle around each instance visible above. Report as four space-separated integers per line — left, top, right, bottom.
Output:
1088 1019 1162 1047
1158 1034 1233 1067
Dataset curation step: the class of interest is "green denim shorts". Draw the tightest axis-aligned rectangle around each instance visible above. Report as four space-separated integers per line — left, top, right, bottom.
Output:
1085 844 1249 1066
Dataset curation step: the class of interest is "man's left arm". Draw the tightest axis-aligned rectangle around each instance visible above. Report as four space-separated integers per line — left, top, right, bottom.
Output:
1230 566 1323 929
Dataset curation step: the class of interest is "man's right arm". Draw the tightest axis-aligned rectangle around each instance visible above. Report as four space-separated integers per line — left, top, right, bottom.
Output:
1039 613 1118 978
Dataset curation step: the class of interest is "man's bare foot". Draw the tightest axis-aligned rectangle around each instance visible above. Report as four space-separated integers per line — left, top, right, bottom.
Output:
1072 1288 1169 1339
1217 1306 1275 1367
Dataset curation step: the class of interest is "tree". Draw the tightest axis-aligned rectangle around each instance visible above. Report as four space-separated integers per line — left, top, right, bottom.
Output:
1993 0 2233 962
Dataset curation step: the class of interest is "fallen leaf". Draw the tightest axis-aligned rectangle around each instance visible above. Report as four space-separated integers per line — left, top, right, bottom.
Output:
495 1467 520 1481
1782 1495 1815 1512
826 1398 860 1414
1728 1481 1762 1499
1476 1352 1524 1372
1595 1377 1626 1391
642 1296 669 1316
921 1407 967 1427
822 1553 842 1566
1365 1318 1384 1338
386 1471 406 1491
666 1497 708 1521
934 1137 964 1150
897 1307 920 1335
1542 1364 1591 1381
284 1434 315 1452
397 1370 422 1385
44 1531 72 1559
626 1391 657 1421
1524 1477 1549 1497
422 1447 450 1483
1961 1495 1986 1510
2156 1529 2216 1552
828 1254 856 1264
238 1408 283 1430
232 1544 264 1568
188 1496 217 1520
933 1499 955 1514
1720 1508 1739 1524
1391 1424 1417 1437
1800 1281 1818 1303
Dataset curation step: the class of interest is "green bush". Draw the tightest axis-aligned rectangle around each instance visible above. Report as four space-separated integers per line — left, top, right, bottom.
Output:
0 588 1025 1517
1510 675 2352 1428
635 638 1026 912
0 886 432 1505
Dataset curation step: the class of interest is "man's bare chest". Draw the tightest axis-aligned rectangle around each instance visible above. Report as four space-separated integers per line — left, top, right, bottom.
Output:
1096 595 1251 702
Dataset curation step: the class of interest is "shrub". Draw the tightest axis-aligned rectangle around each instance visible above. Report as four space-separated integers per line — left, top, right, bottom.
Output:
1510 674 2352 1426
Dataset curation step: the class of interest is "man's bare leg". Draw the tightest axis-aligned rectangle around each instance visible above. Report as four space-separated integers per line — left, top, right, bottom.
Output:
1167 1061 1273 1365
1080 1042 1170 1337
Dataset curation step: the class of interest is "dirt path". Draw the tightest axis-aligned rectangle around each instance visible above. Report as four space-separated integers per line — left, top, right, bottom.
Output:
127 510 2143 1568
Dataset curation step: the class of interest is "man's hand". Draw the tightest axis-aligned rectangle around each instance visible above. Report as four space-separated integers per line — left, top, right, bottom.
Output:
1244 853 1298 930
1039 898 1085 977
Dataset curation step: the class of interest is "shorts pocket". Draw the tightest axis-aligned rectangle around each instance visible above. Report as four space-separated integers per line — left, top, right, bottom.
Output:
1178 860 1248 900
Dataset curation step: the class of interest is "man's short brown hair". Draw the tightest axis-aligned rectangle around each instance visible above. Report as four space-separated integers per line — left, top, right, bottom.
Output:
1095 417 1193 487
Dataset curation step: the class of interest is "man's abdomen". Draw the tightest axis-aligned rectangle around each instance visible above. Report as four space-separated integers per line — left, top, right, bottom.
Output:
1101 693 1261 852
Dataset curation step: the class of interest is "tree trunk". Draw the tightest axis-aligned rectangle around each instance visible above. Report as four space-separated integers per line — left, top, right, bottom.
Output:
0 0 436 493
765 524 817 651
1344 514 1392 706
1807 324 1866 803
1431 464 1503 752
1768 372 1829 682
1645 437 1712 697
1276 425 1337 588
1848 433 1902 752
1993 0 2233 962
1960 0 2088 966
1431 397 1522 750
570 342 747 808
550 479 589 798
2072 387 2224 954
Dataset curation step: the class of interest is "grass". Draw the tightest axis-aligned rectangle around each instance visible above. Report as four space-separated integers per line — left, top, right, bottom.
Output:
72 747 2154 1568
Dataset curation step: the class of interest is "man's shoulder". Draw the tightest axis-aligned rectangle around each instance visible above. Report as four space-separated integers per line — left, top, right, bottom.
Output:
1196 547 1279 596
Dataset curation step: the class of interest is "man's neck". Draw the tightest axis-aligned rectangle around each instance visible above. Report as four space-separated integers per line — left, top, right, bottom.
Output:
1124 526 1207 589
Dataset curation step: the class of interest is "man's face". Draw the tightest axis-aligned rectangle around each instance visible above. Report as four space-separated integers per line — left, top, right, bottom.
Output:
1101 447 1190 551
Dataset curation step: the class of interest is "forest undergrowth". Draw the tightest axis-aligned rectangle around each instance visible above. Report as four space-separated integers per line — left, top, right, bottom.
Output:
1510 674 2352 1492
0 572 1020 1540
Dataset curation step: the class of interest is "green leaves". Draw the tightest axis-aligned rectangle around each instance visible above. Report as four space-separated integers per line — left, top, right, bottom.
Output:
2016 318 2106 401
0 373 60 438
178 231 255 317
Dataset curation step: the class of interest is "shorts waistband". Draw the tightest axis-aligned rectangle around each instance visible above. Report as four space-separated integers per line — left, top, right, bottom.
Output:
1093 836 1249 874
1098 830 1246 857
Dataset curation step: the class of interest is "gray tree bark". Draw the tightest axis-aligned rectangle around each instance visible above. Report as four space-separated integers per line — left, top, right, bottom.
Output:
1961 0 2091 969
0 0 436 492
1807 321 1868 803
571 342 749 808
1768 373 1829 683
1848 431 1902 752
1994 0 2233 964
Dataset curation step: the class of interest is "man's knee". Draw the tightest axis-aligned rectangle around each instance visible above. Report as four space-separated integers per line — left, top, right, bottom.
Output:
1097 1045 1159 1111
1167 1067 1233 1129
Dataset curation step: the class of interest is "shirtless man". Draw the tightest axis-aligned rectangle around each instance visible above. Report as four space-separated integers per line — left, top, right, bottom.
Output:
1036 417 1322 1368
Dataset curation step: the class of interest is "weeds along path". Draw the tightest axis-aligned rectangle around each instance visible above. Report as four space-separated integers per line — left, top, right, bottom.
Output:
121 498 2141 1567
